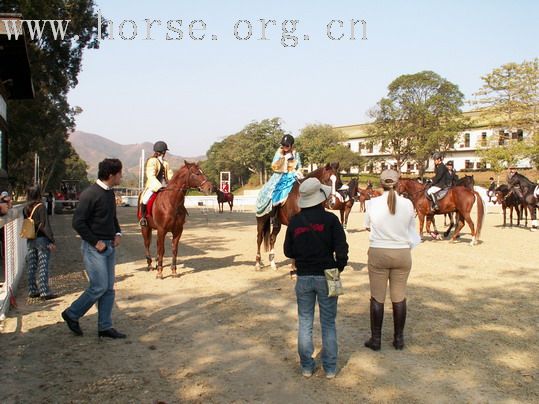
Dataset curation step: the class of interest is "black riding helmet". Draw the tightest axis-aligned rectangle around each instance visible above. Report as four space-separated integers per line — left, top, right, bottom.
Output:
280 134 294 147
153 141 169 153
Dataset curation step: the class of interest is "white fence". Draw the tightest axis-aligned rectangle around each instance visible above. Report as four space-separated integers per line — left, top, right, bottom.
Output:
120 195 258 212
0 205 27 320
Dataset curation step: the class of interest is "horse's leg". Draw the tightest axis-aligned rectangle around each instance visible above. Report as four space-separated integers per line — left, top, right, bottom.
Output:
170 228 184 277
443 212 454 238
255 216 269 270
502 205 507 227
531 205 538 232
451 213 466 242
509 205 513 227
155 230 166 279
459 210 477 245
142 226 153 271
418 213 425 239
269 219 281 271
229 199 233 212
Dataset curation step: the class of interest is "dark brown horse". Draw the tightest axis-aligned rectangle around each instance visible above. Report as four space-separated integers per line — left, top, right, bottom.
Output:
507 173 539 231
325 178 359 231
255 163 341 270
140 161 213 279
396 178 484 245
494 184 524 227
216 189 234 213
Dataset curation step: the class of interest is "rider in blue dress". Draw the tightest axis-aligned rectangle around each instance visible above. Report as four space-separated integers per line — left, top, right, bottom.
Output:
256 134 303 217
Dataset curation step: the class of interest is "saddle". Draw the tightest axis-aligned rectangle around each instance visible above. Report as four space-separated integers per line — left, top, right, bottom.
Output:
426 187 450 201
137 193 158 220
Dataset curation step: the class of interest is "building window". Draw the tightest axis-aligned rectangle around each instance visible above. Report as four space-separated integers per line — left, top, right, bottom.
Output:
464 133 470 148
481 132 487 147
346 143 351 149
367 142 373 153
380 140 386 153
498 130 506 146
465 160 474 169
516 130 524 142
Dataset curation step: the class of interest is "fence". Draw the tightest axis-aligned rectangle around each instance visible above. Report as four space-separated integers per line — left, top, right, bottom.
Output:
0 205 26 320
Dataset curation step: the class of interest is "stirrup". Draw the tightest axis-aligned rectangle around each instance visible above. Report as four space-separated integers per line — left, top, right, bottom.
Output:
139 217 148 227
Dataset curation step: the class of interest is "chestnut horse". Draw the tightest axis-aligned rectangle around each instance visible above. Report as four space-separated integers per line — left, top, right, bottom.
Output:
396 178 484 245
325 178 359 230
216 189 234 213
357 187 383 212
255 163 340 270
140 161 213 279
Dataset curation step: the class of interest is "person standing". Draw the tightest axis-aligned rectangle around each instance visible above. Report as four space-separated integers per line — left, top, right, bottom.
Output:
139 141 174 226
24 186 58 300
284 178 349 379
62 158 126 339
427 152 451 211
445 160 459 186
364 170 420 351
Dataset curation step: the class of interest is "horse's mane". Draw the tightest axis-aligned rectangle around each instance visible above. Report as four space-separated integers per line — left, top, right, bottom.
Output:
495 184 510 193
169 161 198 183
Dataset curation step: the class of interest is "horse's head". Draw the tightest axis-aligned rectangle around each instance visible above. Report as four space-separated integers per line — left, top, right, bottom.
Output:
396 178 423 199
184 161 213 195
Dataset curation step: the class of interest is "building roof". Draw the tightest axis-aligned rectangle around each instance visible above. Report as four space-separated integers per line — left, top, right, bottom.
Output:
0 13 34 99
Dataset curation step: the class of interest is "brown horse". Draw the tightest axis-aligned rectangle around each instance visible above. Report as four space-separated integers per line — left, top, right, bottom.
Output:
255 163 341 270
140 161 213 279
396 178 484 245
325 178 359 230
357 186 383 212
216 189 234 213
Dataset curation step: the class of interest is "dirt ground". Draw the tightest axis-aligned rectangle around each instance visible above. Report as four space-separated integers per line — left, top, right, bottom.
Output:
1 202 538 403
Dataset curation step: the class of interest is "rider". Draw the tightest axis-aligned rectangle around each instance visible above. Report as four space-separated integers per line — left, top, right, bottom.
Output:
427 152 451 211
446 160 459 186
139 141 174 226
487 177 496 202
255 134 302 217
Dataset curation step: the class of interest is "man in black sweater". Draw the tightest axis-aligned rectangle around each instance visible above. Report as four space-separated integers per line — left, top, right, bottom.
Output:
284 177 348 379
62 158 126 339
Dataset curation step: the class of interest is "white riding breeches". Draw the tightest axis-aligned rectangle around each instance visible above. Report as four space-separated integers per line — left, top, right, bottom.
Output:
141 189 154 204
427 186 441 196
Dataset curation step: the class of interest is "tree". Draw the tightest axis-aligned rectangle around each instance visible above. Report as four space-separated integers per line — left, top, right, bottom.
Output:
472 58 539 167
296 124 352 169
202 118 286 187
1 1 101 193
369 71 466 175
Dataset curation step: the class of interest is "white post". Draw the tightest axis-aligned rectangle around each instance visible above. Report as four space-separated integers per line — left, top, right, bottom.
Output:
139 149 145 190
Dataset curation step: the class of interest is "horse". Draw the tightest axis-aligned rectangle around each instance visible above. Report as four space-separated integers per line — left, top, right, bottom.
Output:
255 163 341 270
216 188 234 213
493 184 524 227
507 173 539 231
441 175 475 232
396 178 484 245
357 186 383 212
139 161 213 279
325 178 359 230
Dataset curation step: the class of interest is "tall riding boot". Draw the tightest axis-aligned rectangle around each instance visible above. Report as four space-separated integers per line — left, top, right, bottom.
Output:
431 194 439 211
392 299 407 350
364 297 384 351
139 204 148 226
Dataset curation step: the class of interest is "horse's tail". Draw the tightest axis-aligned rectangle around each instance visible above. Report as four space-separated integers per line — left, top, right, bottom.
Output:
474 190 485 240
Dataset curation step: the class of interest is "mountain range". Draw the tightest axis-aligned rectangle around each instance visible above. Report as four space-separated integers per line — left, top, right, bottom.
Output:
69 131 206 182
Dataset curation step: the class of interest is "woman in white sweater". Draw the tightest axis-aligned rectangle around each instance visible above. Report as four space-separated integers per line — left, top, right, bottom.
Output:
364 169 420 351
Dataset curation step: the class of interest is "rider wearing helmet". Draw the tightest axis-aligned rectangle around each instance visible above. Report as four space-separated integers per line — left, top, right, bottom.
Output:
139 141 174 226
445 160 459 186
256 134 303 217
427 152 451 211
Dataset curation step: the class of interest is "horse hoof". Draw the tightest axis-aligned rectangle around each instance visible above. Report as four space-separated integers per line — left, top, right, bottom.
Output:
156 274 163 279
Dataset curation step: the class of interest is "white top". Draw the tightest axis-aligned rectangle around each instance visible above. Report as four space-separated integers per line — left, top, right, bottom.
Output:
365 191 421 249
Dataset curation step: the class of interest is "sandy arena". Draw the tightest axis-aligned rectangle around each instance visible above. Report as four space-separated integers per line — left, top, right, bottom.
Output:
1 203 538 403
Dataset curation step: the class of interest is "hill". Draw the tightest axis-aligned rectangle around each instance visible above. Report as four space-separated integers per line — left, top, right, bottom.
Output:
69 131 205 183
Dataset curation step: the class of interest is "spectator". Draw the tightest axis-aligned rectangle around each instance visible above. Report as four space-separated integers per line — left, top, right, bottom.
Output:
284 177 349 379
62 158 126 339
24 186 58 300
364 169 420 351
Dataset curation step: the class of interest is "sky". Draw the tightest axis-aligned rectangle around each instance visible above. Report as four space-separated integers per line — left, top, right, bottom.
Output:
67 0 539 157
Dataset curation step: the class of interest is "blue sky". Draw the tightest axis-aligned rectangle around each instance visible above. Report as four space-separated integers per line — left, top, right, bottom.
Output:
67 0 539 156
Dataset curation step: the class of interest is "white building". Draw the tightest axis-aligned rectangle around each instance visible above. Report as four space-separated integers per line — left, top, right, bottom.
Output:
335 109 532 174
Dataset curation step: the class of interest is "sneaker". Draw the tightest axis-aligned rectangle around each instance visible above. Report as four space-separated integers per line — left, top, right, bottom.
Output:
326 372 337 379
302 369 314 378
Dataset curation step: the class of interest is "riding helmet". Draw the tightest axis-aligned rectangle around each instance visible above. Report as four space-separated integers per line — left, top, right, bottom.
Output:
446 160 454 166
153 141 169 153
280 134 295 147
432 152 443 160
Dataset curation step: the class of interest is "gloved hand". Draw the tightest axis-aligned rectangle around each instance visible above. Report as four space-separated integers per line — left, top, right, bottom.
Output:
284 153 293 160
295 171 304 180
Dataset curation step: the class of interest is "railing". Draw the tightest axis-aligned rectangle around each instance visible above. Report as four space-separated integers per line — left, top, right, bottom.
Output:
0 205 26 320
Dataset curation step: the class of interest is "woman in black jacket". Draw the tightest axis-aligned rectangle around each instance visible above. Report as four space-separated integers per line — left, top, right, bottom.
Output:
25 186 58 300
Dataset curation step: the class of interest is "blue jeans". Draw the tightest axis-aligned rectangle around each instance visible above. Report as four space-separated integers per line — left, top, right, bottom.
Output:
295 275 338 374
26 236 52 296
65 240 116 331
